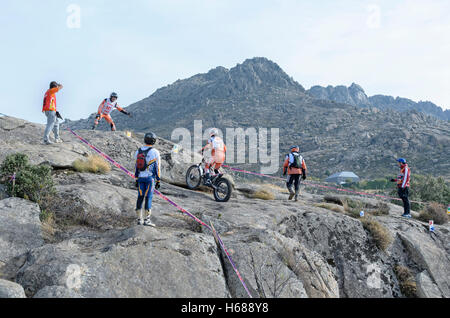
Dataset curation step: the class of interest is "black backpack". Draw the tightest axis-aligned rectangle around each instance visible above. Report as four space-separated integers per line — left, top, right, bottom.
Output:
289 152 302 169
136 147 152 172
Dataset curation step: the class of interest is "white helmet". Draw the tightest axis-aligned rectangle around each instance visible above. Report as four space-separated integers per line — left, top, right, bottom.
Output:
209 128 219 137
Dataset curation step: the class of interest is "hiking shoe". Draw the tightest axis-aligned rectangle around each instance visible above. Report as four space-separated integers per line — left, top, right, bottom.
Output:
44 140 53 145
294 195 298 202
55 138 63 143
137 218 144 226
288 193 294 200
144 217 156 227
401 214 412 218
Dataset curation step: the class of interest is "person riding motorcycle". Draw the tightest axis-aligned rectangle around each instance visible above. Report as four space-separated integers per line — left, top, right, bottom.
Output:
92 92 131 131
201 128 227 185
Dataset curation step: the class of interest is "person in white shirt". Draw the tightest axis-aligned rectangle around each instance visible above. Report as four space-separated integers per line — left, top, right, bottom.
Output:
134 132 161 226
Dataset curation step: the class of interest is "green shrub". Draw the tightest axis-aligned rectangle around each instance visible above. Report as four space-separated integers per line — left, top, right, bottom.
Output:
0 153 55 205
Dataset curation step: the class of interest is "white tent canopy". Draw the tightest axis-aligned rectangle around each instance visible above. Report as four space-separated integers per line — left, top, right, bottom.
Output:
325 171 360 184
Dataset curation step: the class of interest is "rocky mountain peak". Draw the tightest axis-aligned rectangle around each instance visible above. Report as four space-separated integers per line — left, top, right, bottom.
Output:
230 57 305 91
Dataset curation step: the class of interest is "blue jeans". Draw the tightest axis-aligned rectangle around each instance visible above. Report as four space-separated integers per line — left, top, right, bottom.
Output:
136 177 155 210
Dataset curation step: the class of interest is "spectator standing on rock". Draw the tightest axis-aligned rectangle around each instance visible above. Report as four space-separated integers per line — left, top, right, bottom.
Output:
134 132 161 227
391 158 411 218
283 146 307 201
42 81 63 144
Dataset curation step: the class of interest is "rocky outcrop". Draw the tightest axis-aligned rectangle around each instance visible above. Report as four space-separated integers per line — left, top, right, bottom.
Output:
308 84 450 121
15 226 229 298
308 83 371 108
33 285 83 298
0 279 26 298
1 116 449 298
0 198 44 264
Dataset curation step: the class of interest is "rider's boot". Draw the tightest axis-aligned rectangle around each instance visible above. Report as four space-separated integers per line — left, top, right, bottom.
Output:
136 209 144 225
204 172 212 186
144 209 156 227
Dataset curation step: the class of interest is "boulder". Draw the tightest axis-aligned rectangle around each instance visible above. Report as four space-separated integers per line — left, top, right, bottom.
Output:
416 271 443 298
398 231 450 297
0 198 44 264
0 279 26 298
33 286 83 298
15 226 229 298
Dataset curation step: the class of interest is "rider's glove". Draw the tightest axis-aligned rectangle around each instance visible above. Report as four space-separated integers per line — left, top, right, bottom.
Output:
95 114 100 120
283 170 287 176
155 181 161 190
135 180 139 188
390 179 396 182
302 174 307 180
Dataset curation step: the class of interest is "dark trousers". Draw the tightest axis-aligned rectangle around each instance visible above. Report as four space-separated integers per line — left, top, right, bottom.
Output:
136 177 155 210
398 187 411 215
286 174 301 193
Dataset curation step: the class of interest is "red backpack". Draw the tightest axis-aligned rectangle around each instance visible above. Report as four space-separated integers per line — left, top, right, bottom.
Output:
136 147 152 172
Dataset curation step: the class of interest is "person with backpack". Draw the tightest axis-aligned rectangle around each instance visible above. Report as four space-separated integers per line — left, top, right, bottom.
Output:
42 81 63 144
92 92 131 131
282 146 307 201
134 132 161 227
390 158 411 218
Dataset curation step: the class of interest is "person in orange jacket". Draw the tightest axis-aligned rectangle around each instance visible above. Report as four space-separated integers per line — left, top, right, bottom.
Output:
42 81 63 144
92 92 131 131
283 145 307 201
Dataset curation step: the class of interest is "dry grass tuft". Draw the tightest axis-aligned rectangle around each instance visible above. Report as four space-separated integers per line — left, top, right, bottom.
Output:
361 217 393 251
73 155 111 174
263 183 290 194
394 265 417 298
372 202 390 216
39 209 56 242
418 202 448 225
324 195 346 206
252 188 276 200
315 203 345 213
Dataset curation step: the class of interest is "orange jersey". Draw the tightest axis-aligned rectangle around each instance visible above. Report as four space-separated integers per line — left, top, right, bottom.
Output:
42 87 60 112
396 164 411 188
283 153 307 175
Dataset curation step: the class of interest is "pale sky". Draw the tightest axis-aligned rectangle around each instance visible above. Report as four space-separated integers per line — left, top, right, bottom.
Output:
1 0 449 123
